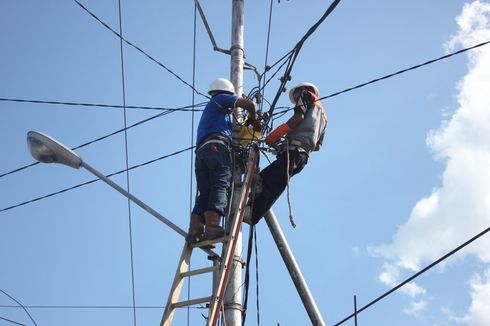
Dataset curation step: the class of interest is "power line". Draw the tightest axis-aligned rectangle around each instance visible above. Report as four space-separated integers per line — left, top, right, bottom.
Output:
0 316 26 326
0 146 194 213
334 224 490 325
73 0 209 99
267 0 342 118
320 39 490 101
115 1 137 325
0 289 37 326
0 102 206 180
0 305 207 310
0 97 198 111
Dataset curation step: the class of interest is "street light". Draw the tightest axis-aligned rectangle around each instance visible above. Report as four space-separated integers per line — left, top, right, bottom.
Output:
26 130 191 239
27 131 82 169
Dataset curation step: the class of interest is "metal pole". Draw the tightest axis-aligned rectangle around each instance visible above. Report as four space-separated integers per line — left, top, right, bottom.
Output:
264 210 326 326
225 0 245 325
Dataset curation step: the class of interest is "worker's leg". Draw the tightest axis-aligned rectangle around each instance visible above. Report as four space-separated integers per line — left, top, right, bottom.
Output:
202 143 232 239
188 149 209 242
251 150 307 223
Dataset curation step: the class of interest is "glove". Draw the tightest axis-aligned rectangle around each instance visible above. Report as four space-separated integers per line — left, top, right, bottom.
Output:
265 123 291 146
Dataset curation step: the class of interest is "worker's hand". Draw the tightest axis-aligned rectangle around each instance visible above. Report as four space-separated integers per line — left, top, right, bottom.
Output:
265 123 291 146
250 119 262 132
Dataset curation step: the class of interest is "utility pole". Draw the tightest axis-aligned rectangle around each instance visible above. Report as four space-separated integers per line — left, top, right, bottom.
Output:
225 0 245 325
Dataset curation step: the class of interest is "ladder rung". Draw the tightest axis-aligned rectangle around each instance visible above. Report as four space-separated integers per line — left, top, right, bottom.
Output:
172 296 212 309
190 236 226 248
181 265 219 278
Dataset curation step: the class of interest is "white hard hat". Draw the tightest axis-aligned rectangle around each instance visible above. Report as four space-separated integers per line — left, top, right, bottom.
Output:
208 78 235 95
288 82 319 103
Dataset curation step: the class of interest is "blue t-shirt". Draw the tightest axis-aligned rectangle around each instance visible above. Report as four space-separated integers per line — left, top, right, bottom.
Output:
196 93 238 147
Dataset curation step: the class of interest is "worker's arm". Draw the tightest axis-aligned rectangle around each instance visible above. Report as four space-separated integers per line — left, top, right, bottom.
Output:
265 97 307 146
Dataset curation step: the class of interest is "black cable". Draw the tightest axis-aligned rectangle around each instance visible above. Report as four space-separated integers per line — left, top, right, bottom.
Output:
320 39 490 101
254 227 260 325
0 305 206 309
0 102 206 179
0 146 194 213
0 97 194 111
187 5 198 326
0 316 26 326
259 0 275 112
116 2 137 325
241 225 255 325
266 0 342 118
0 289 37 326
334 224 490 326
73 0 209 100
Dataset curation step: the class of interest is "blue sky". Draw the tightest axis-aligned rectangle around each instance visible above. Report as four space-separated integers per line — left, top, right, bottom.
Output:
1 1 490 325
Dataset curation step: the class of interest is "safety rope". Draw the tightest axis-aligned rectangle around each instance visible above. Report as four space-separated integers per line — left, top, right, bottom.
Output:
285 140 296 228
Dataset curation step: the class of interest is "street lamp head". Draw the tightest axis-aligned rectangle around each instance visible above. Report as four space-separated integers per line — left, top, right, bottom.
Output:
27 131 82 169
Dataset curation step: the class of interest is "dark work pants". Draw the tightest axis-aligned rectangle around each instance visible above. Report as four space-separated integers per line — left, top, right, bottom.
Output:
192 143 232 217
251 149 308 223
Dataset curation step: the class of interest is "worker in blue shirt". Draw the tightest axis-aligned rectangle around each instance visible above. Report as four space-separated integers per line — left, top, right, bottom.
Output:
187 78 259 243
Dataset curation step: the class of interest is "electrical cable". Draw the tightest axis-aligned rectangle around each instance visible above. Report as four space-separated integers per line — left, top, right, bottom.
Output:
259 0 275 112
241 225 255 325
0 305 206 309
0 97 197 111
116 2 137 325
0 102 206 179
319 39 490 101
253 227 260 325
186 5 198 326
0 316 26 326
334 224 490 326
0 146 194 213
266 0 342 119
0 289 37 326
73 0 209 100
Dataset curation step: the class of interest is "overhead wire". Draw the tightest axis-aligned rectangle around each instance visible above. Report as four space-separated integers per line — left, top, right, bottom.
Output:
0 146 194 213
0 305 204 309
334 224 490 325
0 97 193 111
0 316 26 326
186 4 198 325
73 0 209 100
0 288 37 326
258 0 275 112
266 0 342 119
0 102 206 179
116 1 137 325
319 39 490 101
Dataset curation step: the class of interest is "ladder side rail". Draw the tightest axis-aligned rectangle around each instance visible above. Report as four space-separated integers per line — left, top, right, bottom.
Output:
207 146 259 326
161 244 193 326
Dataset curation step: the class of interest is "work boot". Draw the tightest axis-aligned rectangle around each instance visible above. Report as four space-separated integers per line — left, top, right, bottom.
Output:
186 214 204 243
203 211 225 240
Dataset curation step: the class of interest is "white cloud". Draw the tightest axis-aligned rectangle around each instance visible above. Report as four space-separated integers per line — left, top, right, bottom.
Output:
462 269 490 325
441 269 490 325
403 299 428 318
371 0 490 323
